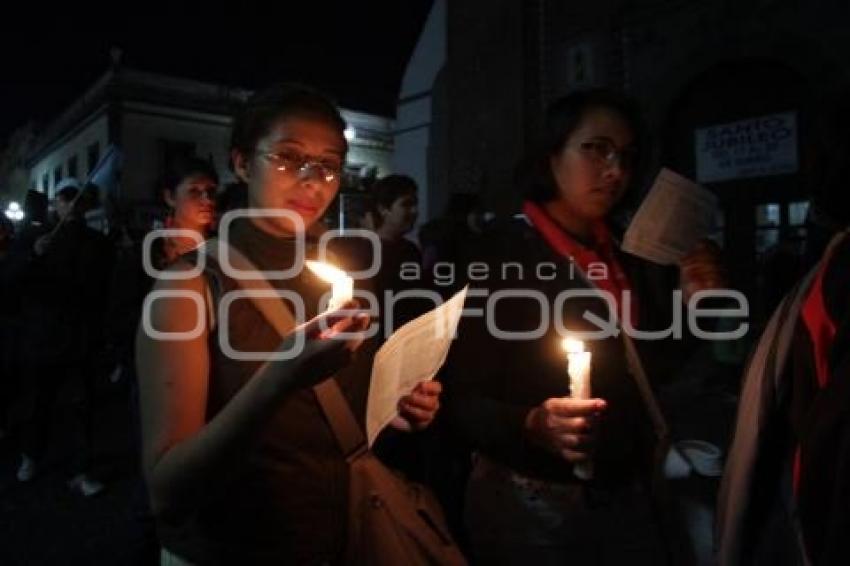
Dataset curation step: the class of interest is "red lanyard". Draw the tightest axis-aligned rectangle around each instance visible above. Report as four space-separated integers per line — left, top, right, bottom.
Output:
523 201 639 325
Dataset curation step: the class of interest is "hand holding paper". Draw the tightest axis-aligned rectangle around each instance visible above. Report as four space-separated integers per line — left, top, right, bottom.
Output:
390 380 442 432
366 286 468 445
622 168 719 265
679 240 726 301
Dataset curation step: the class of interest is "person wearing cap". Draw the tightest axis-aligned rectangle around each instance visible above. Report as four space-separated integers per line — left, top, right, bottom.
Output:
9 181 112 495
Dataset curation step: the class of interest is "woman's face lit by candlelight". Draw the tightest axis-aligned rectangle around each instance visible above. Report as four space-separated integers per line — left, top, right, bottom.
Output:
547 107 635 236
232 115 347 237
164 173 217 232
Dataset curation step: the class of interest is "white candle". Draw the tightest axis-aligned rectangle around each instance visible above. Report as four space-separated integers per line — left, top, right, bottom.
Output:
561 337 594 480
306 260 354 311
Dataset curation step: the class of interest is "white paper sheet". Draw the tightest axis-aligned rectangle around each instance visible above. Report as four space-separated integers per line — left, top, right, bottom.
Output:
365 285 468 446
622 168 718 265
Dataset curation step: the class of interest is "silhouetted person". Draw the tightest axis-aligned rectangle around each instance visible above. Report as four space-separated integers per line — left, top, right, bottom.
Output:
371 174 423 331
419 192 486 273
11 184 112 495
718 91 850 566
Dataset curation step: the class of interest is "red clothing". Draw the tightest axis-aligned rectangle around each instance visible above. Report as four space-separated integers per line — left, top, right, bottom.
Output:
793 232 850 564
522 201 638 325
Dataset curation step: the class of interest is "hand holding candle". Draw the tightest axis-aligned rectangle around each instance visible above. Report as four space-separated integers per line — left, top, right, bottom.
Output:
562 337 594 480
524 397 605 470
524 337 605 473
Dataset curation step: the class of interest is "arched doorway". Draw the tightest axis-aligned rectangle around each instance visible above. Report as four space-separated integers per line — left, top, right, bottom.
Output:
661 58 812 321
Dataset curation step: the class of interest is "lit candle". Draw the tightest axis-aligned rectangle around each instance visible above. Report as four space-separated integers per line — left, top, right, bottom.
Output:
561 337 594 480
306 260 354 311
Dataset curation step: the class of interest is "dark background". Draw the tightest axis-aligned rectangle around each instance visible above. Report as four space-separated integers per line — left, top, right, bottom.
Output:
0 0 434 143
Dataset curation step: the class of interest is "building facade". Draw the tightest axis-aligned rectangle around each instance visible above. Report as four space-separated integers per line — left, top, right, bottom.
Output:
440 0 850 315
27 65 395 228
393 0 447 231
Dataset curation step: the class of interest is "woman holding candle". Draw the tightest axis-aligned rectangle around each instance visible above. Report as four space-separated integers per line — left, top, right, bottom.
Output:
135 84 442 564
446 89 723 564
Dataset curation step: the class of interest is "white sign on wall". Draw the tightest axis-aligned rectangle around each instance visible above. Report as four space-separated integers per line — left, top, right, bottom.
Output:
695 111 797 183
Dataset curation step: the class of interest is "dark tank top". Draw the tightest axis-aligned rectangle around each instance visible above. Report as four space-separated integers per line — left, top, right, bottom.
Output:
158 218 376 565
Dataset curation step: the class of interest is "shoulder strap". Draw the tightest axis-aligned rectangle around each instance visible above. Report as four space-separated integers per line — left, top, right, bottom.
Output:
201 238 368 459
560 251 670 441
201 238 296 334
179 248 220 332
621 332 670 440
313 379 368 461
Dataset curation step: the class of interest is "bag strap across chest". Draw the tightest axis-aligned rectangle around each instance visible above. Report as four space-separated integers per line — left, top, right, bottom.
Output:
201 238 368 461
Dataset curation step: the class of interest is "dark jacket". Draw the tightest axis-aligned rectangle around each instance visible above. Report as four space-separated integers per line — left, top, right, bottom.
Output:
7 219 112 365
445 216 686 487
718 230 850 566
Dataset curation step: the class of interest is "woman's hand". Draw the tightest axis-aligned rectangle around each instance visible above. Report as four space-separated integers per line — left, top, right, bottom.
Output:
137 292 369 516
390 380 442 432
680 240 726 303
524 397 607 463
279 304 370 391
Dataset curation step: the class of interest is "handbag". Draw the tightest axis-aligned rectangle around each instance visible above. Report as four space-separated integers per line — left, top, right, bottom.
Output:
201 239 468 565
314 378 467 566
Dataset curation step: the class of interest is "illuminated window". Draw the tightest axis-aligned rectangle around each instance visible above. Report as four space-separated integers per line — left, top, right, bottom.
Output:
755 203 780 227
755 201 809 258
755 203 780 254
788 201 809 226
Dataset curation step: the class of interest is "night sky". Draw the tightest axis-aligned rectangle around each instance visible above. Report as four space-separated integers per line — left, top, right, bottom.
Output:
0 0 434 144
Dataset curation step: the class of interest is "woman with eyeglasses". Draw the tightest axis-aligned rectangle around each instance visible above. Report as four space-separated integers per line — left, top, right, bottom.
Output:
444 89 723 564
135 84 442 564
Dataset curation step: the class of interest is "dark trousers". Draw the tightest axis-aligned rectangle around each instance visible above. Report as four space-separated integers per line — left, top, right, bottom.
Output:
465 455 666 566
125 358 160 565
20 359 95 475
0 316 19 430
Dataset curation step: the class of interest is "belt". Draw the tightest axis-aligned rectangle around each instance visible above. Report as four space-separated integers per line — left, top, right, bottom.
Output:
472 453 647 506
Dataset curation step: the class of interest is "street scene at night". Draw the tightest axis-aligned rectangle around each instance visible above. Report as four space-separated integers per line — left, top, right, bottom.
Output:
0 1 848 565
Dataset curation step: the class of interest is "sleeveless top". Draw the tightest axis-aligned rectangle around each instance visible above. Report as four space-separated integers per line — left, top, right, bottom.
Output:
158 218 377 565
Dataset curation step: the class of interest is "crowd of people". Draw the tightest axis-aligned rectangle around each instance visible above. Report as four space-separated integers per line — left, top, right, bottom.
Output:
0 82 847 566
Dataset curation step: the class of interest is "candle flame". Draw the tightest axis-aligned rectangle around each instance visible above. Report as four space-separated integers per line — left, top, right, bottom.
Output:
306 260 348 283
561 337 585 354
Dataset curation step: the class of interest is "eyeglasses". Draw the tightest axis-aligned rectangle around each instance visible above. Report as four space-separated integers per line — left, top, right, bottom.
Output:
185 186 217 201
576 139 637 170
259 150 343 184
